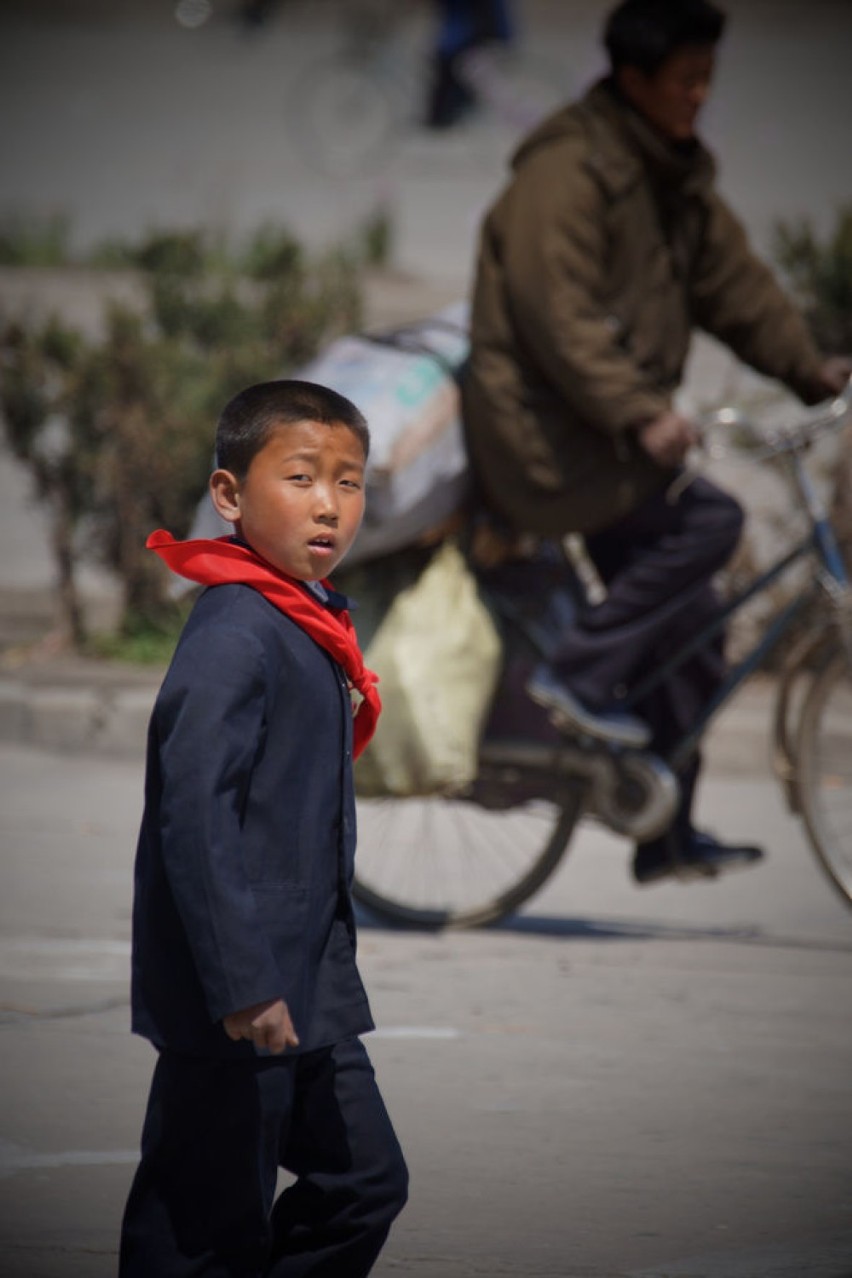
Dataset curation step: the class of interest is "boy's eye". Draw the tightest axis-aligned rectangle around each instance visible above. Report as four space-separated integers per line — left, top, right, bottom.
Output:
340 478 362 491
287 473 312 483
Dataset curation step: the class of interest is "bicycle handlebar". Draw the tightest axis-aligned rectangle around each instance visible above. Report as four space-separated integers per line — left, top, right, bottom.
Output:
665 378 851 503
699 376 852 462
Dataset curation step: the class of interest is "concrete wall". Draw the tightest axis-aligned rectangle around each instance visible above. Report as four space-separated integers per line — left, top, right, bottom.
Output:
2 1 851 279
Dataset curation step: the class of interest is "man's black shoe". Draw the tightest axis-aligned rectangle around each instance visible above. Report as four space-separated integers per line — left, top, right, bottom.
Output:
526 663 651 749
633 830 765 885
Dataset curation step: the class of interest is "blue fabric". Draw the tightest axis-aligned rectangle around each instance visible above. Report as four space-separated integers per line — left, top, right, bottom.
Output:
130 582 373 1059
120 1038 408 1277
436 0 514 56
553 477 744 839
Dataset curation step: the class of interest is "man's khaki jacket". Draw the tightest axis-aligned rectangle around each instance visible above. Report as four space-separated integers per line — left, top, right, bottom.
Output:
462 80 825 536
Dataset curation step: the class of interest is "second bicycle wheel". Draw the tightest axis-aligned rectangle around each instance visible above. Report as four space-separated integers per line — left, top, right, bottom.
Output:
353 775 584 929
796 643 852 908
292 58 395 176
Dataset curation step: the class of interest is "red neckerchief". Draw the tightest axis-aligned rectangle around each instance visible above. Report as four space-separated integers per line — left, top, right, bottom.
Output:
147 530 380 759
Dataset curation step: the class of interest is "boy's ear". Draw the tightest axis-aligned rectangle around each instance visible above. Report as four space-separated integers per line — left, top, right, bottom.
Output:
210 468 242 525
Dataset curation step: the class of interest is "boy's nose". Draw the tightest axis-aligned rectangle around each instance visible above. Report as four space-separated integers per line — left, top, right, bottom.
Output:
314 488 339 522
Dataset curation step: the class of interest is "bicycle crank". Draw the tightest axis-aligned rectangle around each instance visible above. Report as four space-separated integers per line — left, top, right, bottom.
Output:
582 749 680 841
479 739 680 841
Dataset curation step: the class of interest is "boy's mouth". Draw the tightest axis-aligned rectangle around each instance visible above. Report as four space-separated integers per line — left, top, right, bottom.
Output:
308 535 336 552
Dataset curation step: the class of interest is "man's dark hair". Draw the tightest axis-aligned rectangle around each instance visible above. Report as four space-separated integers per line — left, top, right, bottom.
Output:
604 0 726 75
216 379 370 477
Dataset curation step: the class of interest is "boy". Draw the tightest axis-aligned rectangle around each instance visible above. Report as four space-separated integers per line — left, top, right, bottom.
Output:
119 380 408 1277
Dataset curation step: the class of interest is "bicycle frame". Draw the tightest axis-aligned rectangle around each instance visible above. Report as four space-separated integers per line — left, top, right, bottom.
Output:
620 443 852 774
349 388 852 928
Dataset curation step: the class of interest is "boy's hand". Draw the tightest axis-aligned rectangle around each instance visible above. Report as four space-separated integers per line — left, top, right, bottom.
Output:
223 998 300 1055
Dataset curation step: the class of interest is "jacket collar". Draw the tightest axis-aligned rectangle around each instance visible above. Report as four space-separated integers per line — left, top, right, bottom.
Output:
512 78 716 201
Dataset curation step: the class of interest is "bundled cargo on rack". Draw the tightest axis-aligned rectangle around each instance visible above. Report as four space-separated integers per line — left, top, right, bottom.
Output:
296 302 471 564
188 303 471 562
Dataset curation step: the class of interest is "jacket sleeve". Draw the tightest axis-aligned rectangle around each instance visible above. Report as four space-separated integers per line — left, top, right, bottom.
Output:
499 145 669 433
153 621 285 1024
689 193 826 402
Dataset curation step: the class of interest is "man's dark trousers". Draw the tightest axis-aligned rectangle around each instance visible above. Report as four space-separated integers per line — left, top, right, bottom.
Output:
553 476 745 835
119 1036 408 1277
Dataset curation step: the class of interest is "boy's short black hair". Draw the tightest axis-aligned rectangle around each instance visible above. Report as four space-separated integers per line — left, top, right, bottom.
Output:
604 0 726 74
216 379 370 478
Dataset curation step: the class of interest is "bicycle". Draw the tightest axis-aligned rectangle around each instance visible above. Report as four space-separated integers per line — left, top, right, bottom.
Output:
350 382 852 929
286 0 568 177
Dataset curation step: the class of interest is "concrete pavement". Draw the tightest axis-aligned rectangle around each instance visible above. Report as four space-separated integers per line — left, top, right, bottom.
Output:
1 741 851 1277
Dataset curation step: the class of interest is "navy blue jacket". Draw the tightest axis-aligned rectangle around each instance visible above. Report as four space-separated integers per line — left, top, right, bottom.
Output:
130 582 374 1059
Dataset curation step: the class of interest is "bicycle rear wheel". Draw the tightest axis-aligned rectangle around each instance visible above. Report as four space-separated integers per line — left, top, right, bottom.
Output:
353 774 584 929
796 643 852 908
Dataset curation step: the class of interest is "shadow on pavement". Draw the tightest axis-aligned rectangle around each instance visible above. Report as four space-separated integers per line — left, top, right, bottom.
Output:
355 903 852 954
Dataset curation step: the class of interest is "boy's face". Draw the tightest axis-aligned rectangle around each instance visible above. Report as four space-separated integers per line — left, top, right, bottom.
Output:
211 418 366 580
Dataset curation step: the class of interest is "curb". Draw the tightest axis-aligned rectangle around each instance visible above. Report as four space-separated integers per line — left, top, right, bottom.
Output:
0 676 155 758
0 665 777 776
0 647 162 757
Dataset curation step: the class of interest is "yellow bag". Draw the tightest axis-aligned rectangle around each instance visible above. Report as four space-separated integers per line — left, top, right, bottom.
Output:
355 541 501 797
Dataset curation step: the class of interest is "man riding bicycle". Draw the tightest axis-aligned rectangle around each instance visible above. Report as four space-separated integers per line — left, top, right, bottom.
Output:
462 0 851 885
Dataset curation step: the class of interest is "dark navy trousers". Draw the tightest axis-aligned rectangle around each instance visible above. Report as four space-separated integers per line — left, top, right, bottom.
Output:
554 476 745 838
119 1036 408 1278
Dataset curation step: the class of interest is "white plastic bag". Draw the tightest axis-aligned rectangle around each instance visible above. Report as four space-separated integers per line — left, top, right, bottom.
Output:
355 540 501 797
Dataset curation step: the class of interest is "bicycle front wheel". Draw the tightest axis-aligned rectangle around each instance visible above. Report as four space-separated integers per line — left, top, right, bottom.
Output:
796 643 852 908
354 780 584 930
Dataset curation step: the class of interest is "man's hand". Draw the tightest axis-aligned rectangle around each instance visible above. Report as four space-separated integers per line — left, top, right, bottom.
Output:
816 356 852 398
637 410 700 468
223 998 299 1055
